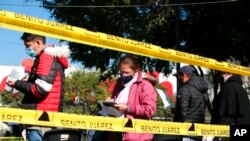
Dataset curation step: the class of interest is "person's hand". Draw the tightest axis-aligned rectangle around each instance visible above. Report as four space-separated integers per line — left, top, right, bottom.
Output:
113 103 128 113
6 77 16 87
22 74 29 81
105 97 113 101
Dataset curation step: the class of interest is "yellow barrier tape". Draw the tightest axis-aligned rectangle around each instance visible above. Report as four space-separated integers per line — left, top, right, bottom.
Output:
0 10 250 76
0 107 229 137
0 137 23 140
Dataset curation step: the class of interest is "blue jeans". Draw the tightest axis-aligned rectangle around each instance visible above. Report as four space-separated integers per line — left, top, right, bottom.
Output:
28 130 42 141
86 130 96 141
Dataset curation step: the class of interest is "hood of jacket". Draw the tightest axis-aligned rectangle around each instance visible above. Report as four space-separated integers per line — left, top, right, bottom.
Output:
187 76 208 93
44 45 70 69
224 75 243 85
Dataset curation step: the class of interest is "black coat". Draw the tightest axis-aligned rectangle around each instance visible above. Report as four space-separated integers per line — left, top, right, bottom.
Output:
211 75 250 125
174 76 209 123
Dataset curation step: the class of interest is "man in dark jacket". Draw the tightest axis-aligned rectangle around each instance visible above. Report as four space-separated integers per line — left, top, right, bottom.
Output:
211 72 250 141
173 65 209 141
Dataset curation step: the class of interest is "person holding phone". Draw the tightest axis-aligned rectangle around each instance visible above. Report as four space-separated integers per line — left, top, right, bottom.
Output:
108 54 157 141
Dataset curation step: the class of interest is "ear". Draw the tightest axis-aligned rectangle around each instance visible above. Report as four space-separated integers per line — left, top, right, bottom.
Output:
36 40 43 48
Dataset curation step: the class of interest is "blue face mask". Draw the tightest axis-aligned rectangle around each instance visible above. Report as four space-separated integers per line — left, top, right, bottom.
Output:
25 47 37 58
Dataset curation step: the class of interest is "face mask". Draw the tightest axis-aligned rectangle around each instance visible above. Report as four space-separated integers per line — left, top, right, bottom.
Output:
120 75 133 84
25 47 37 58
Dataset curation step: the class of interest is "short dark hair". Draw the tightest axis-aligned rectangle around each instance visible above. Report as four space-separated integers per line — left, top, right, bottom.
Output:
21 32 46 44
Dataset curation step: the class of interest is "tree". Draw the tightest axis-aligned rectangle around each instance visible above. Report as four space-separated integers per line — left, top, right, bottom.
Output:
172 0 250 99
27 0 250 73
0 90 23 108
24 0 250 107
176 0 250 66
63 70 109 114
28 0 176 76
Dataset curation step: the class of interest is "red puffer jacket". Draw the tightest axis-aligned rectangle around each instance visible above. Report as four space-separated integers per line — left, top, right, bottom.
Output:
14 45 70 112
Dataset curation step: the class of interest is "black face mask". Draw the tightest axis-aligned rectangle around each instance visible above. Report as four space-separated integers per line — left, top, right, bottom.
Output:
120 75 133 84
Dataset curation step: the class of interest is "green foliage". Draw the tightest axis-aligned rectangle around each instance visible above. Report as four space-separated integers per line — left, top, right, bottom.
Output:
28 0 250 73
0 90 23 108
63 70 109 115
153 84 174 120
154 95 174 120
30 0 174 75
177 0 250 65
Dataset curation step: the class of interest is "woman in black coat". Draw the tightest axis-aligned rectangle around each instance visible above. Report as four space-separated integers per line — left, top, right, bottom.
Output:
211 74 250 125
211 73 250 141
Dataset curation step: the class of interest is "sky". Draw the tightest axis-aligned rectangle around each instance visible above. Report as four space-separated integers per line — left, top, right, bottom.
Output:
0 0 63 66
